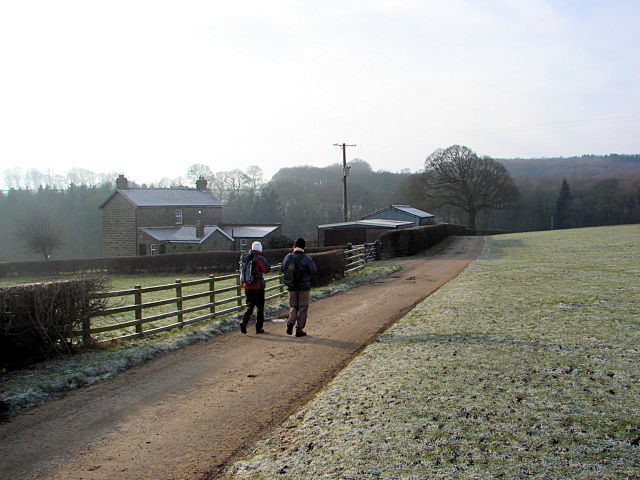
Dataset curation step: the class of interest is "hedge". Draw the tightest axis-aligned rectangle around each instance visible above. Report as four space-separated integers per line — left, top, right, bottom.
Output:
0 277 108 371
377 223 473 259
307 249 346 287
0 247 335 278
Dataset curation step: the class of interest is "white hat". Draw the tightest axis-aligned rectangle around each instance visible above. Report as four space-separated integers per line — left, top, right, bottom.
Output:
251 241 262 252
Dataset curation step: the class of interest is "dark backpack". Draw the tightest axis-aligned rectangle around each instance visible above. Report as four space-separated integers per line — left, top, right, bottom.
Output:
240 252 256 285
282 254 301 289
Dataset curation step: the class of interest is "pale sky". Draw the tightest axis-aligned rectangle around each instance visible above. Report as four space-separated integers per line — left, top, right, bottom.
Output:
1 0 639 186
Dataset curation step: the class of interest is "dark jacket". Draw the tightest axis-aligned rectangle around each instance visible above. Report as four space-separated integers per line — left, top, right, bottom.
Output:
242 250 271 290
282 249 317 291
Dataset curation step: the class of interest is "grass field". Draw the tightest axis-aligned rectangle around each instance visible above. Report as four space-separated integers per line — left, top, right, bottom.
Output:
228 225 640 479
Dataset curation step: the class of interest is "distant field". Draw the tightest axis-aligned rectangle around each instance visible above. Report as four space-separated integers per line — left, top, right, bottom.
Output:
228 225 640 479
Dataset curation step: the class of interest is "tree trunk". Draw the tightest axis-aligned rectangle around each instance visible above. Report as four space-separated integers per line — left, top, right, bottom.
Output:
467 210 477 232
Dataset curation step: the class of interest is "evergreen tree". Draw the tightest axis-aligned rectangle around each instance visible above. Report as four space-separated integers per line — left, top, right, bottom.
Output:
554 179 572 229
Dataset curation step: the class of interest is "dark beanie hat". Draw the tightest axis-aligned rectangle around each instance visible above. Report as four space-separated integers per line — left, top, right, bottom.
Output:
294 237 306 249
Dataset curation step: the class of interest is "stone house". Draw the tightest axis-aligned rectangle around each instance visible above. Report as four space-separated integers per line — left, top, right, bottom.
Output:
100 175 280 257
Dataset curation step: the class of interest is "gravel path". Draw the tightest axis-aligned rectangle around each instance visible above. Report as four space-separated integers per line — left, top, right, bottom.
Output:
0 236 483 480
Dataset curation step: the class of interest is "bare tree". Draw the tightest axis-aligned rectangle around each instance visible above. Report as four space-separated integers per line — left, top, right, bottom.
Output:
67 167 99 186
17 212 63 260
423 145 519 231
212 169 250 201
246 165 265 194
4 167 24 189
186 164 214 185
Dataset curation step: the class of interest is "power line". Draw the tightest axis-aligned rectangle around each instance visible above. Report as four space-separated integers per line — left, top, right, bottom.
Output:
369 114 640 148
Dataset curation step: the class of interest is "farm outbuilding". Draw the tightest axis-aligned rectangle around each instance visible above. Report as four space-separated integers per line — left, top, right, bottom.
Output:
317 219 414 247
361 205 435 226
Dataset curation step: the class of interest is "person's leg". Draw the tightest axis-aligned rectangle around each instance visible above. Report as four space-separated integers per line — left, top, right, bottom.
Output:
242 290 256 333
286 291 298 334
255 289 265 332
295 290 310 333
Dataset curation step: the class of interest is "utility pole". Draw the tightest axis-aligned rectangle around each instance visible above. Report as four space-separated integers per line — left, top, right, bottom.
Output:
333 142 356 222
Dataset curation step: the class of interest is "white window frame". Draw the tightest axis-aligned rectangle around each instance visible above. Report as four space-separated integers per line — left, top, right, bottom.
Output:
175 209 183 225
240 239 248 251
150 243 157 255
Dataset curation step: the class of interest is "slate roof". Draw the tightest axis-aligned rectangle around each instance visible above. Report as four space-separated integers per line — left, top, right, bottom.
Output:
317 219 414 229
140 225 279 243
139 226 233 243
219 225 280 238
101 188 223 208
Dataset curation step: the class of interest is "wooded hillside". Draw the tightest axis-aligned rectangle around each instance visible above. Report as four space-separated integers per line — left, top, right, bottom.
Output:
1 153 638 262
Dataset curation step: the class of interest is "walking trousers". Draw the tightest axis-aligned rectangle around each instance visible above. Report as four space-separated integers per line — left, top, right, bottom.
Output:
287 290 310 332
243 288 265 331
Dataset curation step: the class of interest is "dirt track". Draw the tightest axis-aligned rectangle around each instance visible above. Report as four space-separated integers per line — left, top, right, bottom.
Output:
0 236 484 480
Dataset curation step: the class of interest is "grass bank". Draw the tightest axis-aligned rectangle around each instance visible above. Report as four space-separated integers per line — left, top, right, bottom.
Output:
0 264 400 414
228 225 640 479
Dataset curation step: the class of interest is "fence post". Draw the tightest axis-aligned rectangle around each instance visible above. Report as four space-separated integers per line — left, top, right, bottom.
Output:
279 265 284 293
176 279 183 328
134 285 143 336
209 274 216 315
236 273 243 307
82 314 91 346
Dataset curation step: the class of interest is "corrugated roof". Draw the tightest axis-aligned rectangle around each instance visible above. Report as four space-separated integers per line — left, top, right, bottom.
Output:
318 219 414 229
219 225 280 238
392 205 434 218
118 188 223 207
362 204 434 219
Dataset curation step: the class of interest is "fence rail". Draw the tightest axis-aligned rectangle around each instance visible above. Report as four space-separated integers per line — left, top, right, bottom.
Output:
86 244 374 344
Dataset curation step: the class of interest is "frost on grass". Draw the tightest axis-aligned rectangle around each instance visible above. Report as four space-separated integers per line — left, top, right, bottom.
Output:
227 225 640 479
0 265 400 414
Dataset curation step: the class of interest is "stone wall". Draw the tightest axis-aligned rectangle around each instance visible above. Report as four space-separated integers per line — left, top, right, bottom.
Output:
102 194 137 257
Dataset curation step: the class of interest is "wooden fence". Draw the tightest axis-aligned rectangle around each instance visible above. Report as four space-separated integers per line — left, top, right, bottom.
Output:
86 245 373 344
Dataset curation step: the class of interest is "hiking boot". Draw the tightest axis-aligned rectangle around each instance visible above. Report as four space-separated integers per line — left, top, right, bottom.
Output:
256 329 265 334
240 323 247 334
286 324 293 335
295 330 307 337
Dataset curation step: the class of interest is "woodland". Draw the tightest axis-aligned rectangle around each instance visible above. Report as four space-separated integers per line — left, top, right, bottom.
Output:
0 153 639 262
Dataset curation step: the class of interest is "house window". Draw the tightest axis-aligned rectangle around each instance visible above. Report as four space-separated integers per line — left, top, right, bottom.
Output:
150 244 157 255
139 244 147 256
175 209 183 225
240 239 248 251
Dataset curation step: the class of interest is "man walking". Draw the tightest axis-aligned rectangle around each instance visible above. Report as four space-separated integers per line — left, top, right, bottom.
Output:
240 241 271 334
282 237 317 337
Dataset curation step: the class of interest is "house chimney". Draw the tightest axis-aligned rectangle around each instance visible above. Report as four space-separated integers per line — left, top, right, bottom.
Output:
196 221 205 239
116 174 129 190
196 176 208 192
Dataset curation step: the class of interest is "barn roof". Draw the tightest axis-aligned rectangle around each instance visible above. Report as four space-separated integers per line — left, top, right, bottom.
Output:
362 204 434 219
317 219 414 230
